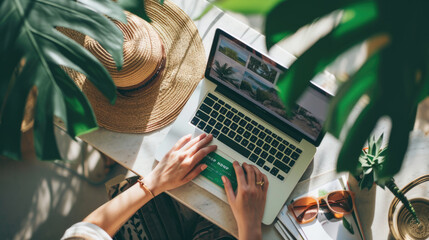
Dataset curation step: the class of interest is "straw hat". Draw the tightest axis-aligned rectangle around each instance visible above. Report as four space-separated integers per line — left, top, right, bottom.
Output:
65 0 205 133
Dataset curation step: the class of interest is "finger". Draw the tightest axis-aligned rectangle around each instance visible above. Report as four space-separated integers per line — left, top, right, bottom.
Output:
181 133 207 151
243 163 255 185
182 164 207 183
252 166 264 189
173 134 192 150
233 161 246 187
222 176 236 204
189 144 217 168
187 134 214 156
262 174 269 194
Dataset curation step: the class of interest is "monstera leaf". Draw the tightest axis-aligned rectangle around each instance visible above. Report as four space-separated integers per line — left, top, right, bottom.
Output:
0 0 126 160
216 0 429 179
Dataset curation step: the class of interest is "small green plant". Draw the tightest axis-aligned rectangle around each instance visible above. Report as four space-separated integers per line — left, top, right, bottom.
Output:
355 134 420 224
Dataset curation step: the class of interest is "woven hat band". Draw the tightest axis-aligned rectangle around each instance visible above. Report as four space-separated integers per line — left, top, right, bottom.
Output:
84 11 165 90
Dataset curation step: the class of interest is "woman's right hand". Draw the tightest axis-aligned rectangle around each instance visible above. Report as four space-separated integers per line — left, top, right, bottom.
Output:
222 162 269 240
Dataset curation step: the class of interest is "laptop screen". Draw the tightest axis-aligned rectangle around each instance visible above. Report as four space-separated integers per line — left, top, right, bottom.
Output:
205 29 332 145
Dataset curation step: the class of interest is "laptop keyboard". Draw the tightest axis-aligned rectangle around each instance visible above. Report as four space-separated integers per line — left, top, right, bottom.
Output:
190 93 303 181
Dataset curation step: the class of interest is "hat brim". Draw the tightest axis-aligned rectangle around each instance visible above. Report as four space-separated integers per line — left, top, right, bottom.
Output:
70 0 205 133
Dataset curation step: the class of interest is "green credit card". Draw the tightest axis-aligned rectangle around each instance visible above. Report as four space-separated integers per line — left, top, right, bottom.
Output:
200 152 237 191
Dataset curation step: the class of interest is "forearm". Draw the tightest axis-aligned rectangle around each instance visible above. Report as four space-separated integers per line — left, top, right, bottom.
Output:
83 182 154 237
238 226 262 240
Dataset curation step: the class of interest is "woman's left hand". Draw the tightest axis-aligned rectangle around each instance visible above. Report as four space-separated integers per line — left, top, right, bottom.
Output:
143 133 217 196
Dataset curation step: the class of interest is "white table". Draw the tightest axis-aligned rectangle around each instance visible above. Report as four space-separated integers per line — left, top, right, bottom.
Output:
78 1 429 238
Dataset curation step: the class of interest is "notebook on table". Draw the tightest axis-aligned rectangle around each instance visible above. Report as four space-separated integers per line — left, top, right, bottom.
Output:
155 29 332 224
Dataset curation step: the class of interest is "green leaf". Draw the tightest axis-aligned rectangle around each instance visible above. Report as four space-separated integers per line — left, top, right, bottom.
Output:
214 0 283 15
118 0 151 22
325 53 379 137
342 217 355 234
0 0 124 160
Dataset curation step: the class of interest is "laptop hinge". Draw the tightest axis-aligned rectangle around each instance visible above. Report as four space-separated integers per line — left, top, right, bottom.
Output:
214 85 303 143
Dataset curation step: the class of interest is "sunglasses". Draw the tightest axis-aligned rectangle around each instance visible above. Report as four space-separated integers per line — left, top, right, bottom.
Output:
288 190 356 224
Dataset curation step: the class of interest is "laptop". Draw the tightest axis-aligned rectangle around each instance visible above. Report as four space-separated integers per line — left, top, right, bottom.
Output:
155 29 332 224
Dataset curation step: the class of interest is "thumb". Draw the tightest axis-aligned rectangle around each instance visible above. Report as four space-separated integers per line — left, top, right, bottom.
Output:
222 176 236 204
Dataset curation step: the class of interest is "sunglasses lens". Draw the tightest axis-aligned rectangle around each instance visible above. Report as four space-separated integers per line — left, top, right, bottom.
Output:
327 191 353 213
291 197 318 223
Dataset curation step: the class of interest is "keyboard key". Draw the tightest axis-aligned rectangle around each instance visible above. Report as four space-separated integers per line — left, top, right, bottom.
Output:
265 135 273 143
200 104 211 114
231 108 238 113
197 121 206 129
220 107 227 114
264 128 272 135
272 133 278 138
254 147 262 155
238 112 244 117
241 139 249 147
289 160 296 167
213 103 221 110
208 118 216 126
290 144 296 150
291 152 300 160
245 124 253 131
274 160 290 173
196 110 209 121
272 140 279 148
252 128 260 135
212 129 220 138
232 115 240 122
217 115 225 122
277 136 283 142
237 127 244 134
275 152 284 159
215 122 222 130
243 131 251 139
218 99 225 105
208 93 218 101
218 134 251 158
257 124 265 130
228 131 236 138
210 111 219 118
250 135 257 142
269 147 277 155
263 166 270 172
278 144 286 151
296 148 302 154
285 148 292 156
204 125 213 133
282 156 290 164
226 111 233 118
225 103 231 109
221 126 229 134
239 119 247 127
234 135 242 143
231 123 238 130
261 151 268 159
262 143 270 151
267 155 275 163
191 117 199 126
256 159 265 167
258 132 266 139
256 139 264 146
282 140 289 146
244 116 251 121
224 119 232 126
270 167 279 176
251 120 258 126
203 97 215 106
249 154 258 163
277 175 285 181
248 143 255 151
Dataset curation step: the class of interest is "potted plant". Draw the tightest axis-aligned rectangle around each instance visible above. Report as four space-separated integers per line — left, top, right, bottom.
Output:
355 134 419 224
0 0 127 161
